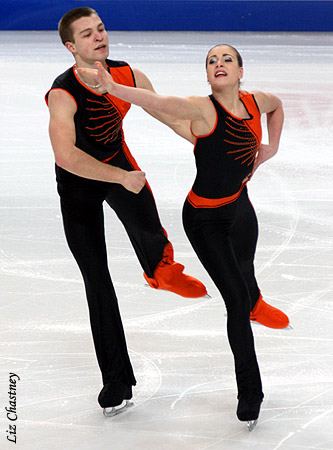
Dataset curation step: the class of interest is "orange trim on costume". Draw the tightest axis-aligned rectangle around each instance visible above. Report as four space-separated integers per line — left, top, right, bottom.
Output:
187 182 246 208
121 141 141 171
239 91 262 144
102 150 120 163
190 98 218 139
105 63 134 118
122 141 154 196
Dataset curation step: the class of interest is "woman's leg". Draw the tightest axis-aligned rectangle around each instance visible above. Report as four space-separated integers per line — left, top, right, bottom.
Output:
230 188 260 310
182 200 262 401
231 188 289 328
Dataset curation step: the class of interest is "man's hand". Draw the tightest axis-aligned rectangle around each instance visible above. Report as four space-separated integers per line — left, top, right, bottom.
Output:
122 170 146 194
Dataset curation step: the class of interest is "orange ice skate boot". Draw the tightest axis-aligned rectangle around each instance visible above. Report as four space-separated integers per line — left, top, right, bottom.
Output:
144 242 207 298
250 292 289 329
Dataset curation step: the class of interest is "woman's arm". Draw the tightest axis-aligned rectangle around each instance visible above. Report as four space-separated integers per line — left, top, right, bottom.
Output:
252 91 284 172
79 62 203 122
132 67 194 143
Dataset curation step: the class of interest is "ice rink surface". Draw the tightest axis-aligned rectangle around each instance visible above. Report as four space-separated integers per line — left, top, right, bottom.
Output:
0 30 332 449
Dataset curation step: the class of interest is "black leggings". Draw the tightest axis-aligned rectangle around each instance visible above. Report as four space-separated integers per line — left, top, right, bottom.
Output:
56 157 168 386
182 187 262 396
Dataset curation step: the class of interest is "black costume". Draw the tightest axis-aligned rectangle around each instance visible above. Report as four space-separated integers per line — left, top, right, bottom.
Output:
46 60 172 392
182 92 264 401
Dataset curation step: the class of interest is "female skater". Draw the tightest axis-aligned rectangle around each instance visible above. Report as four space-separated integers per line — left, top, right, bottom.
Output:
79 44 288 426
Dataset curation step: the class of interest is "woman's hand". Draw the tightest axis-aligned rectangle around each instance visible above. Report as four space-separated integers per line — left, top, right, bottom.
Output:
253 143 277 173
77 62 115 93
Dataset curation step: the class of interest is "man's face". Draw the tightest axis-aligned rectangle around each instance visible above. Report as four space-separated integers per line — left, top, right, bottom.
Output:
66 14 109 66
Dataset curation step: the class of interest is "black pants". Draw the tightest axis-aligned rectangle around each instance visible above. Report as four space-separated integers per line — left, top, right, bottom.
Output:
182 186 262 396
56 153 168 386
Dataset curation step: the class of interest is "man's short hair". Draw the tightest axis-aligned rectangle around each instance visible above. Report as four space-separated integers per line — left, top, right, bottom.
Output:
58 7 98 45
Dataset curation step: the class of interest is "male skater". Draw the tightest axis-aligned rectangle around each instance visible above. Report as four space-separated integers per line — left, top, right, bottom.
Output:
45 6 206 416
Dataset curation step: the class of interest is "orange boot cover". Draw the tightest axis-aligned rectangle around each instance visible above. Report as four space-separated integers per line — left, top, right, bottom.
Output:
144 243 207 298
250 293 289 329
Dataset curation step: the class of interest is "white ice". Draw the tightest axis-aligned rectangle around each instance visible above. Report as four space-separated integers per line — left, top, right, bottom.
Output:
0 31 332 450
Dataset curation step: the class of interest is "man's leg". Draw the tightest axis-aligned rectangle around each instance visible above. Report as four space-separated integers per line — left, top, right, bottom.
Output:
58 179 136 393
106 182 207 298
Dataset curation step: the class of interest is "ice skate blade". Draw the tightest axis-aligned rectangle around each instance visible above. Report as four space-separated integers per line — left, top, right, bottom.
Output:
103 400 133 417
247 419 258 432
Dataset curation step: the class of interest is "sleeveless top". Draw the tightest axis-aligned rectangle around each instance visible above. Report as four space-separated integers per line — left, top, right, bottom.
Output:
45 59 135 163
187 91 262 208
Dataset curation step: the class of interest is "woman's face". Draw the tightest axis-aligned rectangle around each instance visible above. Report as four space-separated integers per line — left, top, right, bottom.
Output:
206 45 243 90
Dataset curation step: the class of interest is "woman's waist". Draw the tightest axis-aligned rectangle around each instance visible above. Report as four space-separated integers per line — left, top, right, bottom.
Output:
187 182 247 208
